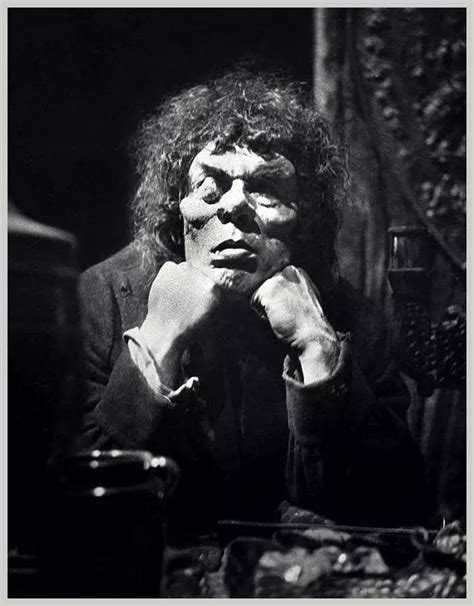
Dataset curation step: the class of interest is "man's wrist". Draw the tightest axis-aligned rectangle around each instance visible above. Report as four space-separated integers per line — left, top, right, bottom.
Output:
298 340 341 384
139 319 187 388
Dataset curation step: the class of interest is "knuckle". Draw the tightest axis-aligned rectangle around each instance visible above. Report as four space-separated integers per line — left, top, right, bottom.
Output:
162 260 176 272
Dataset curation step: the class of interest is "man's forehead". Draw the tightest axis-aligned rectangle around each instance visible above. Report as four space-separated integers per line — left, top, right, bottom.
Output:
189 142 296 180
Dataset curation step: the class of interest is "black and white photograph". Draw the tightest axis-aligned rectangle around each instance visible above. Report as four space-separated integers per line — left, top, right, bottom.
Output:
7 4 467 599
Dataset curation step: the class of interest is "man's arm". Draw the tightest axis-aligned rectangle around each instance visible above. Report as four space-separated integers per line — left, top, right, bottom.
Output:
78 267 174 451
77 265 213 463
284 349 428 526
253 266 429 526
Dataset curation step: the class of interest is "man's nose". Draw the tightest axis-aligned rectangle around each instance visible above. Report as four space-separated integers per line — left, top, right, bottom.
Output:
216 180 254 226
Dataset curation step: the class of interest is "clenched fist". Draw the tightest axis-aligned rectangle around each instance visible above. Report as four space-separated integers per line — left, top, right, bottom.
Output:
251 265 341 383
140 261 223 388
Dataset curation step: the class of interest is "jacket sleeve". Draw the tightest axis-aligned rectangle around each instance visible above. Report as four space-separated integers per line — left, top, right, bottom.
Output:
284 334 428 527
77 266 213 463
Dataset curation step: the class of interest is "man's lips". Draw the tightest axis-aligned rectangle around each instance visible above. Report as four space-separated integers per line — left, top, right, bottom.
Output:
211 239 256 254
211 239 258 269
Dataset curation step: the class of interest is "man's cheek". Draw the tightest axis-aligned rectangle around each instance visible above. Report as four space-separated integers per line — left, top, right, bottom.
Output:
181 200 214 251
260 239 292 274
180 196 215 236
183 220 218 267
259 207 297 242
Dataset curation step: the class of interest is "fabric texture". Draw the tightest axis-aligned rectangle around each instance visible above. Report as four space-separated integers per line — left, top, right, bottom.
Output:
78 242 428 532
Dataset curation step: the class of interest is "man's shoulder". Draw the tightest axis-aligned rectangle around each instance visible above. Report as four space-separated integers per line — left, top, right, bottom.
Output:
83 241 145 277
80 241 166 301
82 241 163 280
79 242 170 333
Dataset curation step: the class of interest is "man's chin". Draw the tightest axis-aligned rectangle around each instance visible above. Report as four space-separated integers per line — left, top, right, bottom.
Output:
206 267 264 300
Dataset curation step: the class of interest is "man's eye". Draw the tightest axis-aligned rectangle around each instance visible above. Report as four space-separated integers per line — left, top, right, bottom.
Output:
198 177 221 203
247 183 280 207
247 181 269 195
249 192 279 208
246 180 280 200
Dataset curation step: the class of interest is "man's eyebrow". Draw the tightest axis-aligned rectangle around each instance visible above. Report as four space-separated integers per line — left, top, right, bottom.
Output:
250 161 295 181
190 157 294 183
189 163 229 183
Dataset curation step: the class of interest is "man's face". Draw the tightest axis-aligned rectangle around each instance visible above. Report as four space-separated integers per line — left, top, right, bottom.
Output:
179 143 298 298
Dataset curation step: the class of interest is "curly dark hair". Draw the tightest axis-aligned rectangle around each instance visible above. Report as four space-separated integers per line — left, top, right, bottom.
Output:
131 68 347 292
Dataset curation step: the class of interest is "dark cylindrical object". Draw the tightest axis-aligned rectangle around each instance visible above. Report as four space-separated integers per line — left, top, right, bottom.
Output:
8 206 82 558
388 226 432 302
42 450 180 598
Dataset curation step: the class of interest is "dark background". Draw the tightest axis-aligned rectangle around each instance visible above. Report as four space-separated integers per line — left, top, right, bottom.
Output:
9 8 313 269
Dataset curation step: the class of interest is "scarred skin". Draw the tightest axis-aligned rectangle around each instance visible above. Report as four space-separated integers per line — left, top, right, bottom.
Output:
140 143 341 388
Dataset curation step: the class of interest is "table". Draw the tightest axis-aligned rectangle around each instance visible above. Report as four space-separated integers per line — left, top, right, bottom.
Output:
162 522 466 598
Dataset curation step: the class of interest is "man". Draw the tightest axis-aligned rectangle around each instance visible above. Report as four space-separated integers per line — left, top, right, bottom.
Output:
79 69 427 533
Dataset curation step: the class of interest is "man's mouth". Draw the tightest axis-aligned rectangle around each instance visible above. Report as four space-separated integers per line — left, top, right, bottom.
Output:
211 239 258 270
212 239 256 253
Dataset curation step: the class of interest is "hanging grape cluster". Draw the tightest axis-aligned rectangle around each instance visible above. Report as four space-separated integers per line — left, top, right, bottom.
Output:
435 306 466 388
397 302 465 393
397 301 436 396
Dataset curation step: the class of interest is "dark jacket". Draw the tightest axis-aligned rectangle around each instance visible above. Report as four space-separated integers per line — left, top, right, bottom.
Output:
78 242 427 531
